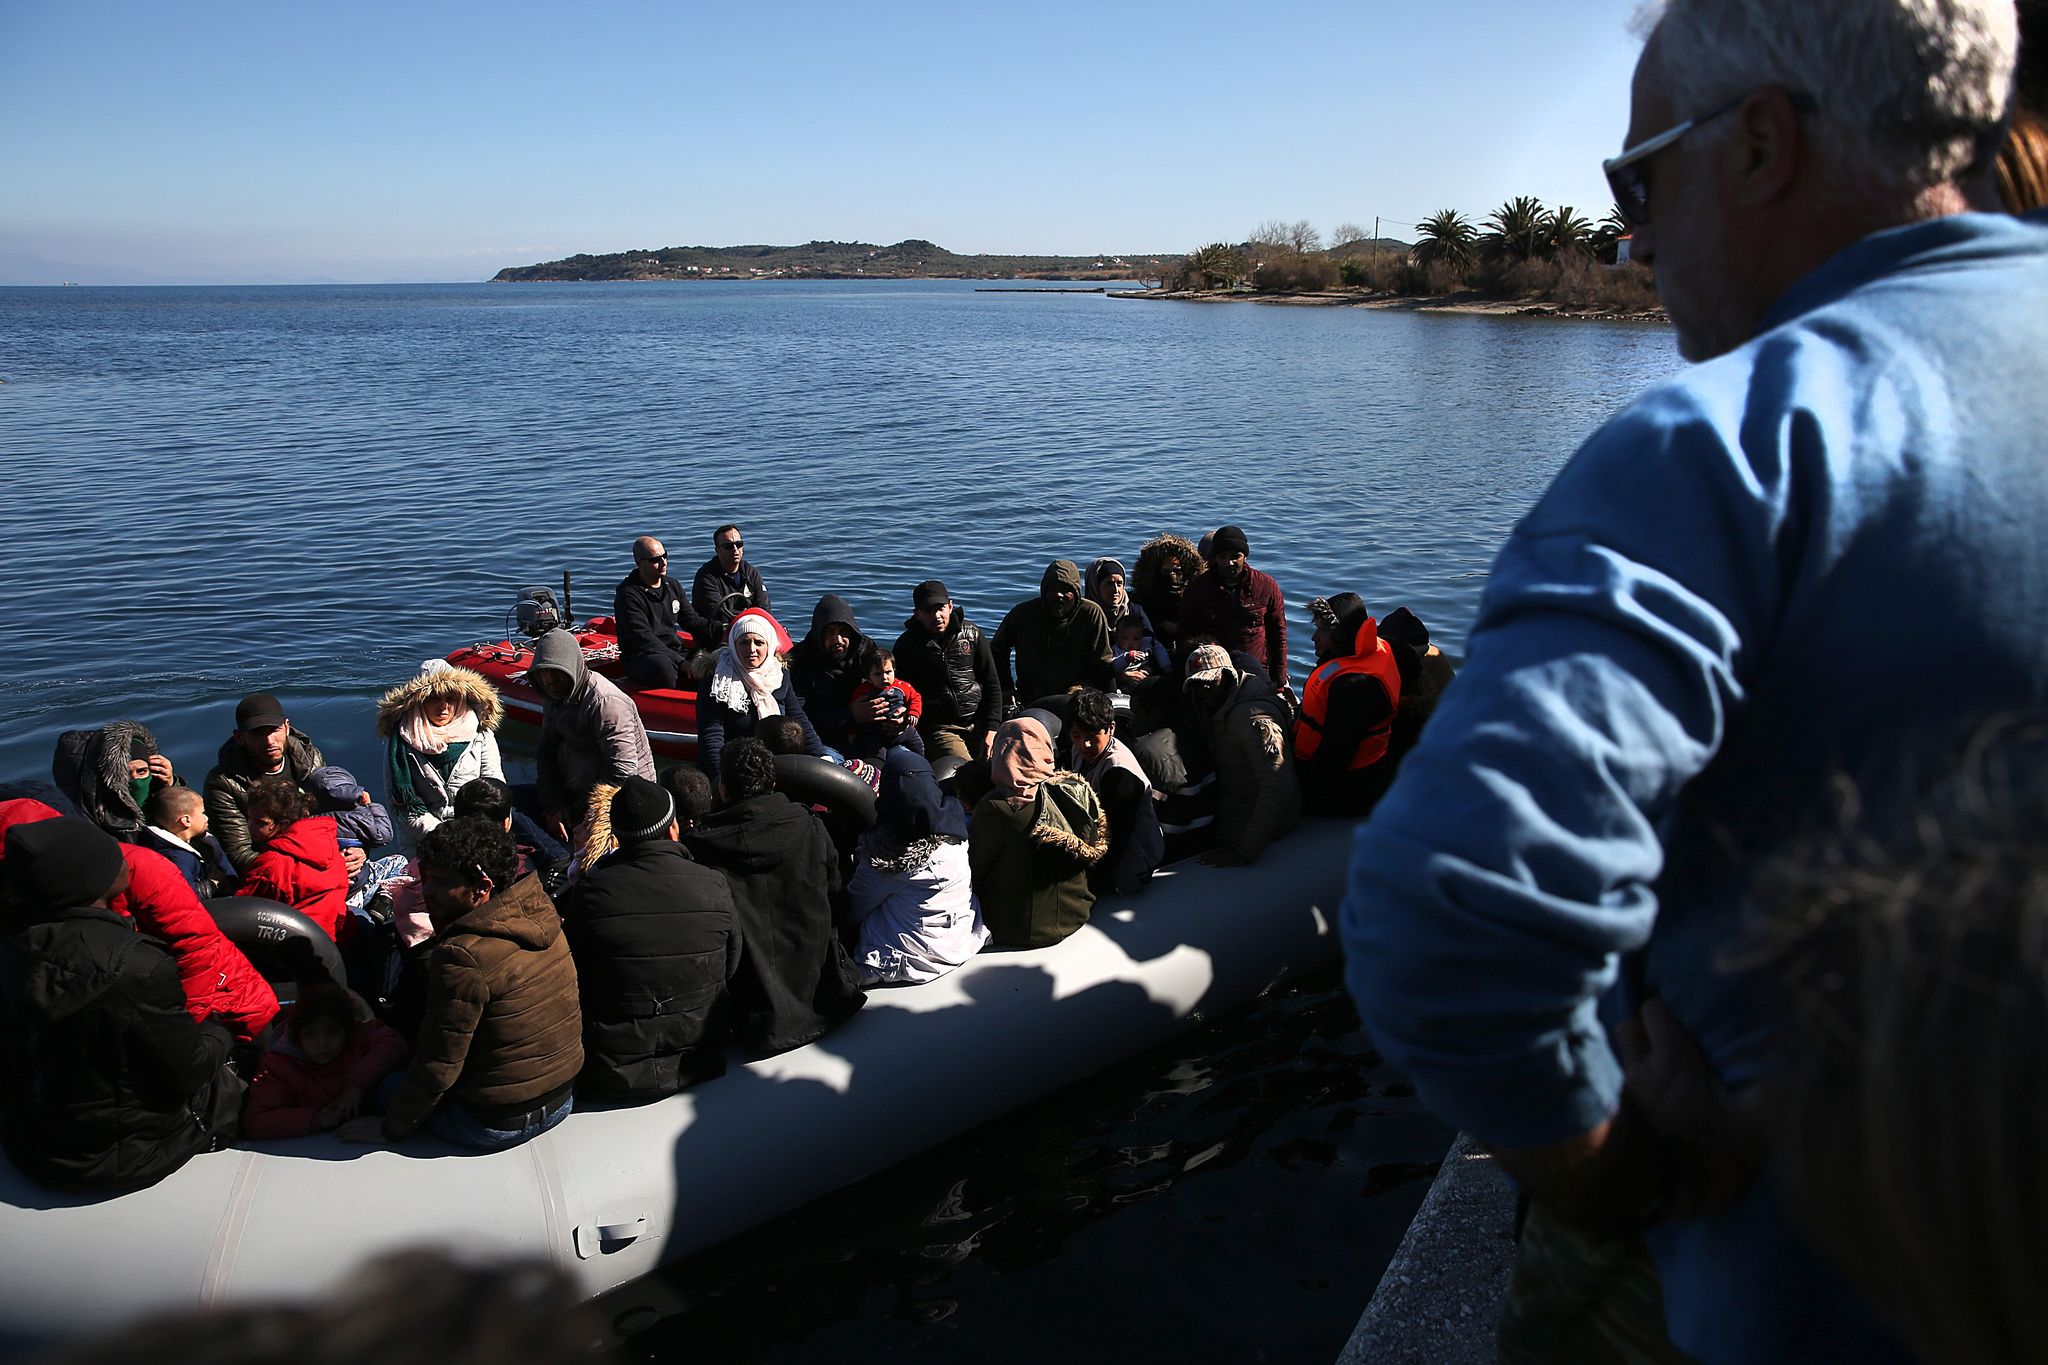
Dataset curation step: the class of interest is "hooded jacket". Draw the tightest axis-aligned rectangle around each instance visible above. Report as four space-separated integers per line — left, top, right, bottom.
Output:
237 815 353 941
0 900 240 1192
0 800 278 1041
1200 668 1301 861
687 793 865 1054
242 1011 411 1140
969 772 1108 948
51 720 172 839
560 837 742 1101
303 767 395 849
204 729 327 873
382 872 582 1139
789 595 870 753
894 607 1001 732
375 665 507 846
991 561 1114 713
1132 534 1205 655
848 748 987 985
530 629 656 815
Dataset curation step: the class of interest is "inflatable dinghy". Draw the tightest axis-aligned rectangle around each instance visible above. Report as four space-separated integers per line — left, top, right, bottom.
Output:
0 819 1358 1348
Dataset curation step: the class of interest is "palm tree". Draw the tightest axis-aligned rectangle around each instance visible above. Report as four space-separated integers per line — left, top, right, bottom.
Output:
1483 196 1548 262
1413 210 1479 272
1547 205 1595 259
1186 242 1246 289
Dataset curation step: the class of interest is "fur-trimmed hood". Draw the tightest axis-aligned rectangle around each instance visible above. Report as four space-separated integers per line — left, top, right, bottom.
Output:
1028 771 1109 865
375 663 504 737
1133 533 1204 604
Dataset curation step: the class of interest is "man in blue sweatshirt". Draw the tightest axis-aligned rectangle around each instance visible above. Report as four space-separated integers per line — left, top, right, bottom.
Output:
1341 3 2037 1362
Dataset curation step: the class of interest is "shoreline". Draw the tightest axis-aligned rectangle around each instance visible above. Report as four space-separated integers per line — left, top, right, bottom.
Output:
1111 286 1667 325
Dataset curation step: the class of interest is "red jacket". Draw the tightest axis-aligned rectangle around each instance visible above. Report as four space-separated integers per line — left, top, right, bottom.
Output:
237 815 352 941
0 799 279 1041
243 1012 411 1140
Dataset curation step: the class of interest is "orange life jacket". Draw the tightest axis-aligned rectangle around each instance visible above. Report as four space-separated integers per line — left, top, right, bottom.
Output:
1295 616 1403 770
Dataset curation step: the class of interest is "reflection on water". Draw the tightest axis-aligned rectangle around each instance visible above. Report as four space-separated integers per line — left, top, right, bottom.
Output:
605 965 1451 1364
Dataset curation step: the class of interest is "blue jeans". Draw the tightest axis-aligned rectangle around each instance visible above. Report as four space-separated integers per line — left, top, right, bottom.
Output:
427 1090 573 1152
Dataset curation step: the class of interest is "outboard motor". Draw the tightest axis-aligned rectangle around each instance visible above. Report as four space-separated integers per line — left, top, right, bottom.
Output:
513 586 565 638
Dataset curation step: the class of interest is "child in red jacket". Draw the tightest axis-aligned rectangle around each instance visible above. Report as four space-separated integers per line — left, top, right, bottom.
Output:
848 648 926 762
243 985 410 1139
236 776 352 941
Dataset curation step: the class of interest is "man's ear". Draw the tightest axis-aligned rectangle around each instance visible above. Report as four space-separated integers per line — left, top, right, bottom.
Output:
1731 86 1807 209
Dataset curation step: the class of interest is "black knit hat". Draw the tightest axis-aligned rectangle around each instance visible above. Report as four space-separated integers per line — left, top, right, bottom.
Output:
1211 525 1249 558
4 816 127 909
612 777 676 843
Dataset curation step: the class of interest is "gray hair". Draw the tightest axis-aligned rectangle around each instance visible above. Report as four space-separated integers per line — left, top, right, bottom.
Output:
1638 0 2018 193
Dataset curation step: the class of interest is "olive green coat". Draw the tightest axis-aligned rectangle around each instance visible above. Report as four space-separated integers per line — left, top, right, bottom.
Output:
969 773 1109 949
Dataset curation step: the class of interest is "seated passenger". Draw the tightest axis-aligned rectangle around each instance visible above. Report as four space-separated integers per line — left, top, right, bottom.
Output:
242 984 410 1140
686 739 865 1053
1295 593 1405 817
560 777 741 1101
847 647 927 761
696 610 826 780
1180 525 1290 692
848 747 988 986
339 817 581 1152
790 594 870 754
614 535 712 689
893 580 1003 762
757 716 809 756
138 785 238 898
236 777 352 942
303 765 409 915
203 692 336 876
1183 644 1300 866
376 661 506 847
1068 689 1164 897
970 717 1107 948
0 816 243 1191
690 523 771 644
1110 614 1170 691
659 765 716 838
1378 606 1457 760
992 560 1113 714
50 719 178 841
1132 534 1205 662
529 627 656 844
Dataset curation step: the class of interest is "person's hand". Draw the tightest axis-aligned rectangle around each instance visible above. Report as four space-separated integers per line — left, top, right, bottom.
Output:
1124 668 1150 685
1616 998 1766 1217
334 1116 388 1144
854 693 889 723
342 846 367 878
544 809 571 843
976 731 994 760
356 790 372 807
146 754 175 784
1198 846 1247 867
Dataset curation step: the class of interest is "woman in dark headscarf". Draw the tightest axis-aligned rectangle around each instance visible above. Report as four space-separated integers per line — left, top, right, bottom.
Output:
968 717 1107 948
847 747 987 986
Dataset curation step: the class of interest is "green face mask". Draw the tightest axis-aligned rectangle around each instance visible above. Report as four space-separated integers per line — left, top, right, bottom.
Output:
130 775 155 812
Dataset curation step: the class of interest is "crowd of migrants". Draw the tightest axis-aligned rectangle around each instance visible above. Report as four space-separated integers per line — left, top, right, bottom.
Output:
0 521 1453 1184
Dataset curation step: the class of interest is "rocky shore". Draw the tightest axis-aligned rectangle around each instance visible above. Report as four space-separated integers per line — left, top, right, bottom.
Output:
1112 286 1667 325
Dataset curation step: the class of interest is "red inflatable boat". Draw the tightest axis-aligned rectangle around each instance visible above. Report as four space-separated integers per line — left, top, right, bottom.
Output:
446 615 701 762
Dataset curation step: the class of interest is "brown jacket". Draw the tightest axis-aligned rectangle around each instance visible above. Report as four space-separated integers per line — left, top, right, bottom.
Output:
1208 671 1301 861
383 874 582 1138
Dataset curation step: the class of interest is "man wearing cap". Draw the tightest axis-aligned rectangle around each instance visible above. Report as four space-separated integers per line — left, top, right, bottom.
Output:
1183 642 1299 867
1179 526 1289 692
893 580 1003 761
614 535 712 690
0 815 243 1190
1342 3 2042 1359
559 776 742 1102
203 692 346 875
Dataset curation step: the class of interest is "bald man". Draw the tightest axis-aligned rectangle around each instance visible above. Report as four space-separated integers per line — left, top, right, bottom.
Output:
613 535 712 689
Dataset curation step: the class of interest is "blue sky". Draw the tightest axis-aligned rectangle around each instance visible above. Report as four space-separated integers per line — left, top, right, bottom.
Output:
0 0 1651 284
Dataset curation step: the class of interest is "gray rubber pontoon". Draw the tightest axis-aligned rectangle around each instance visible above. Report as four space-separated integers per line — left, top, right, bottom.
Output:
0 818 1357 1347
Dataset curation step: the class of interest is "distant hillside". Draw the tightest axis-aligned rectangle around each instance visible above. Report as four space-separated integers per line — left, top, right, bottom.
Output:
493 239 1176 283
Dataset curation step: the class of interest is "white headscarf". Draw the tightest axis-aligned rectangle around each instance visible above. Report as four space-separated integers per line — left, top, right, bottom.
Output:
709 614 785 719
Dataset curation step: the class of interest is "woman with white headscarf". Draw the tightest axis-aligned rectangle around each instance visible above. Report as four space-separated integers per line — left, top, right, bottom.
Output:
696 609 826 779
968 715 1107 948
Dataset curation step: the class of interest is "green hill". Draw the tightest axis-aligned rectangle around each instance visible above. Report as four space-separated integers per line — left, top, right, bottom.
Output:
492 239 1177 282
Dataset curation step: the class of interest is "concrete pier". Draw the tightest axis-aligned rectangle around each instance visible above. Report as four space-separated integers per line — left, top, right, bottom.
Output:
1337 1134 1517 1364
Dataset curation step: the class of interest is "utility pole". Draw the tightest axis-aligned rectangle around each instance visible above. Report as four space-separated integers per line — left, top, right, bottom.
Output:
1373 215 1381 266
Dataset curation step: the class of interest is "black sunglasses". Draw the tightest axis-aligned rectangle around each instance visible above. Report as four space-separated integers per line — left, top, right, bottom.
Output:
720 539 744 550
638 552 668 564
1604 90 1818 228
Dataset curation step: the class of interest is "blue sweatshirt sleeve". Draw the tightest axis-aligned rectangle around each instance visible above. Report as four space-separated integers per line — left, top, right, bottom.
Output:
1340 379 1784 1148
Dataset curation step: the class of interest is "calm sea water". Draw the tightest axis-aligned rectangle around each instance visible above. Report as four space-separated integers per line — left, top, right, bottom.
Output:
0 280 1680 1357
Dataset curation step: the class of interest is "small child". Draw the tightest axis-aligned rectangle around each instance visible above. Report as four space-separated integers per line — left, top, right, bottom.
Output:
303 765 410 916
242 984 410 1140
138 785 238 898
237 777 353 942
848 648 927 761
1111 615 1170 689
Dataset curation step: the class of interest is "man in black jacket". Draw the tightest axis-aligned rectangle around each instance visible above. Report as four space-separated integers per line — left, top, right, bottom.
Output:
686 740 864 1054
614 535 711 689
893 580 1002 761
0 816 241 1191
789 594 869 754
690 524 771 645
560 777 741 1101
991 560 1114 716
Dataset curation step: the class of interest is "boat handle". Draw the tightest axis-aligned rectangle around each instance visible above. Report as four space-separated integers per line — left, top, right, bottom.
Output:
573 1216 649 1259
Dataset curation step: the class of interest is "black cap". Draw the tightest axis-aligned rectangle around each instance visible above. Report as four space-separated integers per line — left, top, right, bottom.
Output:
235 693 288 732
1211 525 1249 558
4 816 127 909
913 580 951 610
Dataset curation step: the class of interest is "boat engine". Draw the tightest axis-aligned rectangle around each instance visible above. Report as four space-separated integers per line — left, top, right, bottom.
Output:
511 586 566 638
